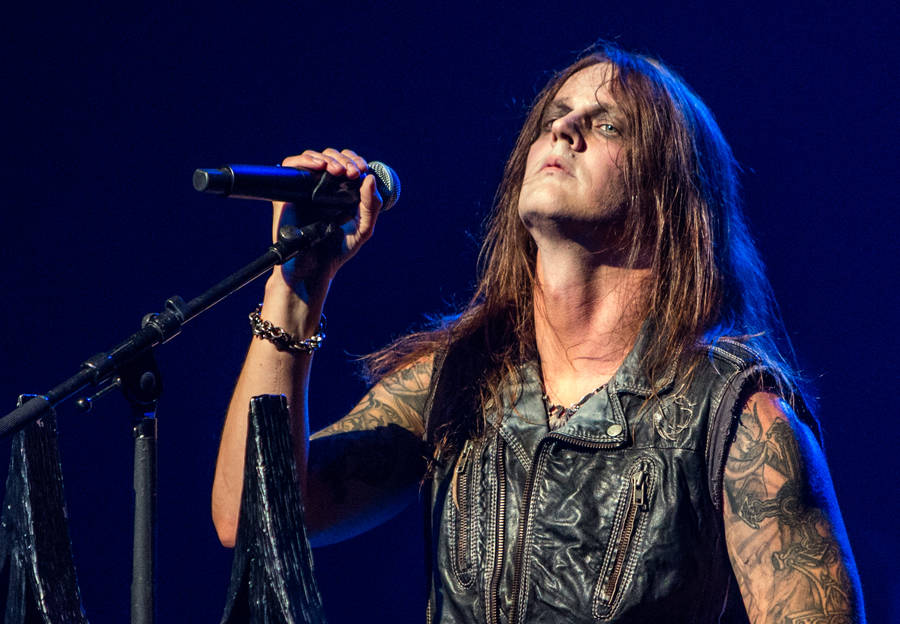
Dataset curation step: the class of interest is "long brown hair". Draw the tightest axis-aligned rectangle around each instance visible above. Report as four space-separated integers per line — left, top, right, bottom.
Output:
366 41 805 448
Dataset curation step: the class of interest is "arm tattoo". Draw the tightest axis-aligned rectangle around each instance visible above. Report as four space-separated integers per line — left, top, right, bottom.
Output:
312 358 432 438
309 424 429 504
307 358 434 502
724 400 855 623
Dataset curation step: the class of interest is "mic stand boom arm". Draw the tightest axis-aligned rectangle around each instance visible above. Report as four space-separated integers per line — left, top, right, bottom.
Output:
0 220 335 437
0 219 336 624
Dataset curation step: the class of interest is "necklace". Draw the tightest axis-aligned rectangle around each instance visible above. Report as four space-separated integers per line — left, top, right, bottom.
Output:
542 383 607 430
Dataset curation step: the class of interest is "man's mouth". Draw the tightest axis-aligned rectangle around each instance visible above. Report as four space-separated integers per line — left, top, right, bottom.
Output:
541 156 571 175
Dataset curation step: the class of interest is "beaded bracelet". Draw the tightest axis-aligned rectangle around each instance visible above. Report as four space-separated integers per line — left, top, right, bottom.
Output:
248 305 326 354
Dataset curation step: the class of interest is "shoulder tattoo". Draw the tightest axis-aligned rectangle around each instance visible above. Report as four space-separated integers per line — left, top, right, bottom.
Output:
312 357 433 439
723 397 854 622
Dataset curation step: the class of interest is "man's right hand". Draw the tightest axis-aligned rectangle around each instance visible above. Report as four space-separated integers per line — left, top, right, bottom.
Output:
271 148 383 305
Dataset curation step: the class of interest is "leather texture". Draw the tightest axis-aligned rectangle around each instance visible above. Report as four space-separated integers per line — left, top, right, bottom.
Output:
425 332 775 623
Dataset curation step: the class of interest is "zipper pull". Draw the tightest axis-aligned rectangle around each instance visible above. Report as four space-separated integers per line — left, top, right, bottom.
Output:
632 469 647 510
457 440 473 474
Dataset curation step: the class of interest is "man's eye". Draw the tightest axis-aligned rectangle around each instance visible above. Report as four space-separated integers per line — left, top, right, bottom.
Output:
596 122 620 136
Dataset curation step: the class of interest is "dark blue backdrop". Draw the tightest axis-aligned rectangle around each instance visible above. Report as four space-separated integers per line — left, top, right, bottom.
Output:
0 1 896 621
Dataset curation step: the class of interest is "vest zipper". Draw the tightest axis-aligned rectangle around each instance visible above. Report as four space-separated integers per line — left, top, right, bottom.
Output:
486 433 506 624
592 458 655 619
506 433 624 624
604 465 649 600
453 439 475 585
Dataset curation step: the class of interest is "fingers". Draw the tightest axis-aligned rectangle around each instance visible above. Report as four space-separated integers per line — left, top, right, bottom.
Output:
275 148 381 283
275 148 372 238
281 150 328 172
281 148 368 179
337 174 382 254
356 175 382 241
336 149 369 178
280 146 381 231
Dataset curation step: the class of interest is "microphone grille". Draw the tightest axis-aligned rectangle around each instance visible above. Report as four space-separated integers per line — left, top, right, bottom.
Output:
368 161 401 211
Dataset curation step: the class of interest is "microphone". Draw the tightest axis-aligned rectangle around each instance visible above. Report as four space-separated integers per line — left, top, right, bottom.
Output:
192 162 401 219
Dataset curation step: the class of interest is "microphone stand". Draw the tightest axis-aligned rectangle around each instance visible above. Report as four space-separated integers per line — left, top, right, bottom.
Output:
0 220 337 624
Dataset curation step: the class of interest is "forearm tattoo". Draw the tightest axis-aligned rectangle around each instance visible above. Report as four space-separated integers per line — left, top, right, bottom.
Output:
723 401 854 623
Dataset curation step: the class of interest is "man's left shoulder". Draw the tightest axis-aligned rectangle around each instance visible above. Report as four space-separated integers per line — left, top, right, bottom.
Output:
702 337 766 371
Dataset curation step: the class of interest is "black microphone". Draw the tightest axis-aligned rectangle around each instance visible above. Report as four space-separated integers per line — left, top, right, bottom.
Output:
192 162 401 219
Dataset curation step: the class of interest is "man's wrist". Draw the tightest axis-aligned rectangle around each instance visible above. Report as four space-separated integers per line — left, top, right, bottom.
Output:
262 270 329 337
250 306 326 354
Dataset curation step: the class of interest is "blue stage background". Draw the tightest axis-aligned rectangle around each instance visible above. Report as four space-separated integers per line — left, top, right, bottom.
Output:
0 1 896 621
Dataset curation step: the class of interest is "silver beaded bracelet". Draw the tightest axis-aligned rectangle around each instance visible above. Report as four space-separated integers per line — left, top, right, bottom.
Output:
248 305 326 354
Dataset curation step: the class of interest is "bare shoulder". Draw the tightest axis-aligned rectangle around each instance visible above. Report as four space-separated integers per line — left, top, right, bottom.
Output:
722 392 865 623
311 353 436 439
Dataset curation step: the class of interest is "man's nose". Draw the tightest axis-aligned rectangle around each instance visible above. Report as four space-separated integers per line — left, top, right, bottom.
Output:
551 114 585 151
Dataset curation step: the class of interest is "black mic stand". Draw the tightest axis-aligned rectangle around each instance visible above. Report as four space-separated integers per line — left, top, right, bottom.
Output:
0 220 338 624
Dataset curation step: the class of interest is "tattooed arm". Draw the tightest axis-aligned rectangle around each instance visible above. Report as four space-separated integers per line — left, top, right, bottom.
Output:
723 392 865 623
212 315 434 548
303 355 434 545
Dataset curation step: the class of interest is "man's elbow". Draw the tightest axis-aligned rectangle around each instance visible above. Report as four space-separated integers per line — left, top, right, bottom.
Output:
212 505 238 548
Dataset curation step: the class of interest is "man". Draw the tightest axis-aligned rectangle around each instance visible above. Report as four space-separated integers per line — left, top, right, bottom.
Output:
212 43 864 622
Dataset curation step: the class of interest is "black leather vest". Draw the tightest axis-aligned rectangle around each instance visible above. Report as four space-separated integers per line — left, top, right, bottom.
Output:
425 335 779 623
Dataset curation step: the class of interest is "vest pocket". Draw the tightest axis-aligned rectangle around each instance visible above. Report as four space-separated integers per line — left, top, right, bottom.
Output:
591 457 657 620
450 438 479 587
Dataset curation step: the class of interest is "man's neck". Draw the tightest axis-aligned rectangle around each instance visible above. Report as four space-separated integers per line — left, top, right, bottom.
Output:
533 244 649 407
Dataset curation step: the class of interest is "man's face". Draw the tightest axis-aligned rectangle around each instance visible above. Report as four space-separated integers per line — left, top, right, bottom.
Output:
518 63 628 238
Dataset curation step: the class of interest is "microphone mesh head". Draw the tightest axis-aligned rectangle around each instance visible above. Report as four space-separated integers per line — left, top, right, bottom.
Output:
368 161 401 211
